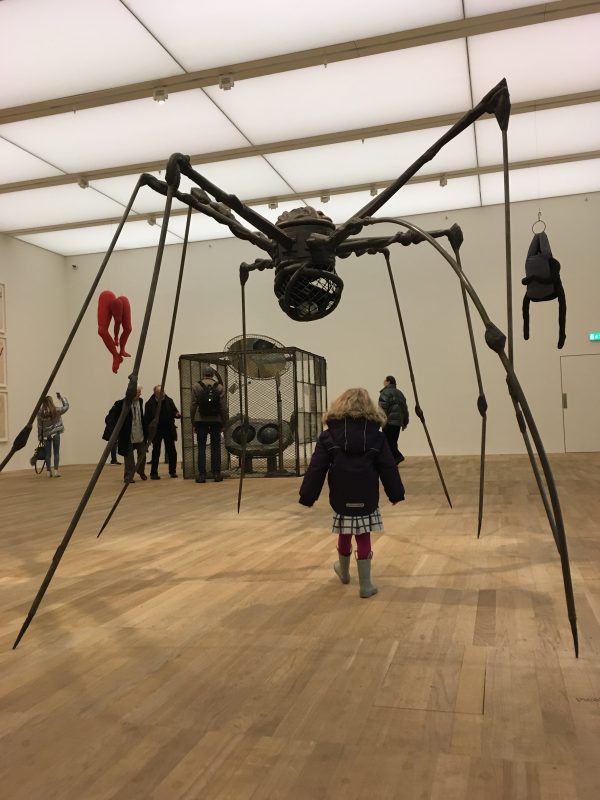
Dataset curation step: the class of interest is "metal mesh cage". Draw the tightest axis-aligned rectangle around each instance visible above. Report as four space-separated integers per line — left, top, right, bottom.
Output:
179 346 327 479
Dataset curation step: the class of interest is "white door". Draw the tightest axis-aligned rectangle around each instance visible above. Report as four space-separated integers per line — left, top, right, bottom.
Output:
561 354 600 452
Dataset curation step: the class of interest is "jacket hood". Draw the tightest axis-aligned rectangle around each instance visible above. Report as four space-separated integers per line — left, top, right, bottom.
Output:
326 417 382 453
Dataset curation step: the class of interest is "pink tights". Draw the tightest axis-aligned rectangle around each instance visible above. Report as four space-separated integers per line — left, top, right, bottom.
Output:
337 533 372 560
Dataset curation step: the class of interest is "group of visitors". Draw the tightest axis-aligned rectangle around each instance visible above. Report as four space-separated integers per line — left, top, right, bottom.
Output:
103 385 180 484
35 370 408 603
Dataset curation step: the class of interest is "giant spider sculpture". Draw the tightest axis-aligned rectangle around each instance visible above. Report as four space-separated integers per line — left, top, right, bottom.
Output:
1 79 578 655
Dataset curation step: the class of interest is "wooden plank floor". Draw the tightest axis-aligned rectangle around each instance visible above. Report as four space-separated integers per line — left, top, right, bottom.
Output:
1 454 600 799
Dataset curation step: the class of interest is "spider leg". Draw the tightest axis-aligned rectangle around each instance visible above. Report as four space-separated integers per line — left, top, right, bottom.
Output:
450 237 488 538
0 173 154 473
13 179 178 648
381 248 452 508
97 205 193 538
326 78 510 249
366 217 578 656
340 223 489 533
237 265 251 514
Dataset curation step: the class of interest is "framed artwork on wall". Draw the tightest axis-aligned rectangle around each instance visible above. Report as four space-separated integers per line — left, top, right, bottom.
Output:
0 336 6 387
0 391 7 442
0 283 5 334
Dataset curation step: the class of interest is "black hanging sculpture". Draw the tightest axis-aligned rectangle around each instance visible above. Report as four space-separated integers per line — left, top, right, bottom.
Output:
0 79 579 656
522 218 566 348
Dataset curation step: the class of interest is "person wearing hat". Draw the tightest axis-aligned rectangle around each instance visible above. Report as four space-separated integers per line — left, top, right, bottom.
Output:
190 367 228 483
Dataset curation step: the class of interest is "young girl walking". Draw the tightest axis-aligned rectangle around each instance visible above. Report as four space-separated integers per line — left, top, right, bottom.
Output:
37 393 69 477
299 387 404 597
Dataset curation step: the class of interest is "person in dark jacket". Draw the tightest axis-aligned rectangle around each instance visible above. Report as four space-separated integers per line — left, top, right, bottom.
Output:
102 405 121 465
144 385 181 479
378 375 409 464
190 367 228 483
299 387 405 598
105 386 148 483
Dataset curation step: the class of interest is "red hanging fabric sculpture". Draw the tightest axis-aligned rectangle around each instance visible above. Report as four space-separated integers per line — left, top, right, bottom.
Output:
97 290 132 373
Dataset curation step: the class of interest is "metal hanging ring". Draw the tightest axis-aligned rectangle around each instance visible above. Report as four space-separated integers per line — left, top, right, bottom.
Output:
532 219 546 233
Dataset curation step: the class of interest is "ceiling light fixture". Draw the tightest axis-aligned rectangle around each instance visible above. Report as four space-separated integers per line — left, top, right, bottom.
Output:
77 177 89 189
268 200 279 210
320 192 330 203
147 215 157 226
219 75 234 91
153 88 168 104
439 174 448 187
369 186 378 197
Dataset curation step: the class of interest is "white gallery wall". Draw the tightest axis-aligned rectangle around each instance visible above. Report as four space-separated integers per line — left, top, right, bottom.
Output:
1 190 599 470
0 234 72 471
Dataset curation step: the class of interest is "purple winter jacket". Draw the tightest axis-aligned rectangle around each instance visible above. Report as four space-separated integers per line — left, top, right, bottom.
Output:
299 417 405 515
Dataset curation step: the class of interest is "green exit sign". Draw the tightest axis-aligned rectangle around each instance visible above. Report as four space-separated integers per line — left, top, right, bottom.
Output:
590 332 600 341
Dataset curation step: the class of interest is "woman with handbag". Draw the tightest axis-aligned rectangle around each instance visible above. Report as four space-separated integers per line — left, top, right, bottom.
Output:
37 393 69 477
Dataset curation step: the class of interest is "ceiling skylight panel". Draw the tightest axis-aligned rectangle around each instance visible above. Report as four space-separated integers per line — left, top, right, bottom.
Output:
183 157 291 200
303 176 480 223
0 91 248 173
0 138 63 184
0 185 128 232
469 15 600 103
17 221 180 257
476 103 600 167
480 159 600 205
162 199 303 242
91 157 290 215
0 0 182 107
464 1 541 14
127 0 463 71
266 126 477 192
204 40 471 143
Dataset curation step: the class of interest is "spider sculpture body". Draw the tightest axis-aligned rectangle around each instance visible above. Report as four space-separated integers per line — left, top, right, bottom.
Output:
0 79 579 656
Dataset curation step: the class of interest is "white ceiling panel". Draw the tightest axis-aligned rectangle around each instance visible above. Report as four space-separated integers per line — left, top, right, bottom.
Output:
0 91 248 173
266 125 477 192
204 40 471 143
91 172 188 215
17 220 180 257
163 199 307 243
0 137 63 184
480 158 600 205
0 185 129 231
128 0 463 72
464 1 539 14
303 176 481 223
91 157 291 214
180 157 291 200
469 15 600 103
163 214 235 243
0 0 182 108
476 103 600 167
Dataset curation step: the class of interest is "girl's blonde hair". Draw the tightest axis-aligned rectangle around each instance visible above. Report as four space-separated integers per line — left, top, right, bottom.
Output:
323 387 387 427
40 395 58 420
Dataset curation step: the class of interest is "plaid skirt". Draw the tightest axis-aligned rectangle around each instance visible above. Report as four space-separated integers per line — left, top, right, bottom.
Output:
332 508 383 535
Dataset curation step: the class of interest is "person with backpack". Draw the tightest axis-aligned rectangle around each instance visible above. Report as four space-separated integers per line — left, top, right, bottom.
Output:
190 367 228 483
299 388 404 598
37 392 69 477
378 375 409 464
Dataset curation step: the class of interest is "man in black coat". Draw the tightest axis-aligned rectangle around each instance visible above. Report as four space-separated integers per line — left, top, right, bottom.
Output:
106 386 148 483
144 384 181 479
378 375 409 464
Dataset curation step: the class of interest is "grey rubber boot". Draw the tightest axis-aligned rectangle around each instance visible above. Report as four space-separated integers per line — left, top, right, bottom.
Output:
333 553 351 584
357 557 378 598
